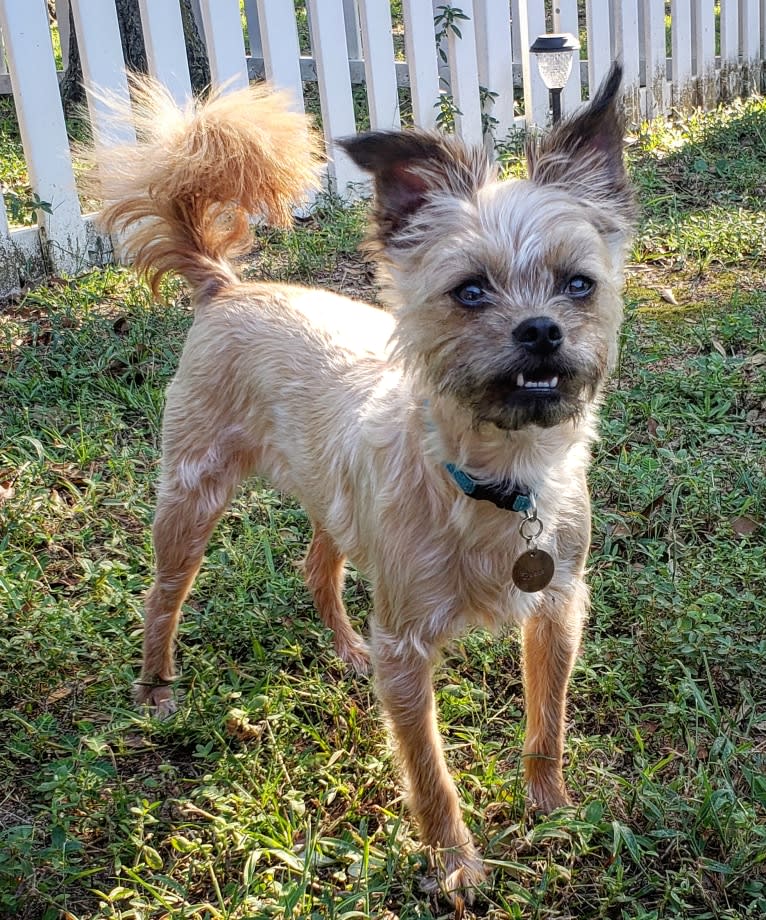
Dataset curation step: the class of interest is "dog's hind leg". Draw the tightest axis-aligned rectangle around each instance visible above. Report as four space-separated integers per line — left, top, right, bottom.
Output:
136 427 250 716
372 625 487 902
521 590 586 812
303 523 370 673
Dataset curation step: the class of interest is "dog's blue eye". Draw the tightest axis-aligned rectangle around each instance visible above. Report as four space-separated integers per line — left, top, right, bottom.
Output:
452 280 490 308
564 275 594 298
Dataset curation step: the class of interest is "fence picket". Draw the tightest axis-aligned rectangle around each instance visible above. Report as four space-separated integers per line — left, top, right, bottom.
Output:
402 0 440 130
254 0 304 107
719 0 740 97
0 194 21 294
199 0 248 90
643 0 668 116
741 0 760 60
69 0 134 145
720 0 739 62
305 0 365 191
0 0 763 294
137 0 192 104
693 0 716 108
342 0 362 59
474 1 516 142
0 0 86 275
54 0 70 66
614 0 641 120
243 0 263 57
671 0 694 106
517 0 549 126
509 0 522 73
445 0 483 144
553 0 583 115
584 0 611 98
357 0 400 129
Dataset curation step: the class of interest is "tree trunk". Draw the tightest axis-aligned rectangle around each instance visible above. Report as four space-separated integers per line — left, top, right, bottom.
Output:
59 0 211 115
180 0 211 93
114 0 148 74
59 2 83 115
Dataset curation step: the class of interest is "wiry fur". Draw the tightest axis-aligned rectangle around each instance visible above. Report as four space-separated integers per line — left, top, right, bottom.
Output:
92 68 635 902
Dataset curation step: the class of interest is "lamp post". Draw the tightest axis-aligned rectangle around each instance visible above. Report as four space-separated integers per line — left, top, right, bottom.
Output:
529 33 580 124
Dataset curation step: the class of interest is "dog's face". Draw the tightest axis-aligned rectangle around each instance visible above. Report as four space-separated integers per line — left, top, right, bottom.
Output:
341 66 636 431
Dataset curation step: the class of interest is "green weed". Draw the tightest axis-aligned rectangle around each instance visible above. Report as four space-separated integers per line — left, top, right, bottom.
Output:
1 99 764 920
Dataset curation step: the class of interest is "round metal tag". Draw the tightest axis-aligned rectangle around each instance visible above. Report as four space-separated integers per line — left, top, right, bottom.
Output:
512 548 555 593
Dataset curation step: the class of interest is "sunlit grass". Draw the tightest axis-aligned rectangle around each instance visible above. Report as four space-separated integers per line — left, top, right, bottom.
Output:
1 96 764 920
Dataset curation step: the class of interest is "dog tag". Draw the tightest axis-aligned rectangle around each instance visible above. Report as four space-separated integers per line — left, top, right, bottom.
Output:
512 548 555 593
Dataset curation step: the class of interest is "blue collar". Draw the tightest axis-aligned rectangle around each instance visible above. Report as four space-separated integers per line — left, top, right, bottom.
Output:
444 462 535 513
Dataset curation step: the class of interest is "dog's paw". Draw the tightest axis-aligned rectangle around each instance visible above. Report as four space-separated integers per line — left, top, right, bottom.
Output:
526 779 571 816
134 681 178 719
438 844 488 906
335 634 371 675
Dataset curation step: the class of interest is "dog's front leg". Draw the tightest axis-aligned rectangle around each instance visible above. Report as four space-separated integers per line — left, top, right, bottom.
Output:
521 590 586 812
372 625 486 901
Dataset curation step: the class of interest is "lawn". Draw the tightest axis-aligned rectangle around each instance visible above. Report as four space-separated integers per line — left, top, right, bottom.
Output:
1 99 765 919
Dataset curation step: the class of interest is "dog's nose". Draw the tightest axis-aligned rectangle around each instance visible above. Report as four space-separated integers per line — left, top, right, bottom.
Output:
512 316 564 355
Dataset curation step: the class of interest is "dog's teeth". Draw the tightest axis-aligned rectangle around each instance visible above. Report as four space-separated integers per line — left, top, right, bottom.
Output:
523 378 558 390
517 373 525 387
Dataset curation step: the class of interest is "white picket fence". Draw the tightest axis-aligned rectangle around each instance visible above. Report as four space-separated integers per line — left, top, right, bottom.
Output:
0 0 764 296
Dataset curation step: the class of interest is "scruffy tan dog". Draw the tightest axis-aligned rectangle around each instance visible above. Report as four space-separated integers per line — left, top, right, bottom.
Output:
91 65 634 900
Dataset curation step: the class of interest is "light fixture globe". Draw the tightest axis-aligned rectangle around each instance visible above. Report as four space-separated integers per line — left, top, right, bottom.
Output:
529 33 580 90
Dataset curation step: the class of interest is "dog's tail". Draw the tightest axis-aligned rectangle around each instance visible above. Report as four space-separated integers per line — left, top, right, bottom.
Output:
85 77 322 297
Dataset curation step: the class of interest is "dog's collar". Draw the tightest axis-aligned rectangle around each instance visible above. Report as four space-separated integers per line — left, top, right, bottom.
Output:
421 400 535 513
444 462 535 514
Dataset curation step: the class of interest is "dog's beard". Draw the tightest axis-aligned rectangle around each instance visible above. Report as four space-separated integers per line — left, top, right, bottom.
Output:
434 358 604 431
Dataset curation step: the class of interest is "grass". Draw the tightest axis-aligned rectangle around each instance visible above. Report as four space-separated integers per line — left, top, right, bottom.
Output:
1 99 765 920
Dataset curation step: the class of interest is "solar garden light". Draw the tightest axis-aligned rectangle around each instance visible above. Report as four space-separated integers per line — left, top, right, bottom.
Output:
529 33 580 124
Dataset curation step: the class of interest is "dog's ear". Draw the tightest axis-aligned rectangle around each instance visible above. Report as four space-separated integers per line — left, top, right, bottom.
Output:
526 63 636 236
338 131 494 246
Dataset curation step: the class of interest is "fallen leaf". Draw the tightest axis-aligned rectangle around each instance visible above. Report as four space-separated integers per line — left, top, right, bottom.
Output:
743 352 766 368
225 708 266 741
660 287 678 305
46 686 72 704
0 481 14 503
123 733 152 749
105 358 130 376
647 417 659 437
711 339 727 358
732 516 759 538
640 494 667 519
608 520 633 539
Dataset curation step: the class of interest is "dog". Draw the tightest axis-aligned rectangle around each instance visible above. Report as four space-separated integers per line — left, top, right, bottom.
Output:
89 65 635 901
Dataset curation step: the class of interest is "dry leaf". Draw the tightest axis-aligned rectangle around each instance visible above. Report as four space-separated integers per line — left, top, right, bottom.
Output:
225 708 266 741
660 288 678 305
123 733 151 749
640 494 667 519
647 418 659 437
743 352 766 368
711 339 727 358
46 686 72 704
609 520 634 538
0 481 14 503
732 516 759 538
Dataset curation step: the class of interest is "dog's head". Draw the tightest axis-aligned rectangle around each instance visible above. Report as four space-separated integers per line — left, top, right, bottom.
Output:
339 65 636 431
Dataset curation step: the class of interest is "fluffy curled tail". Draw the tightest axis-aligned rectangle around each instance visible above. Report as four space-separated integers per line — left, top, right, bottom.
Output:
85 77 322 297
